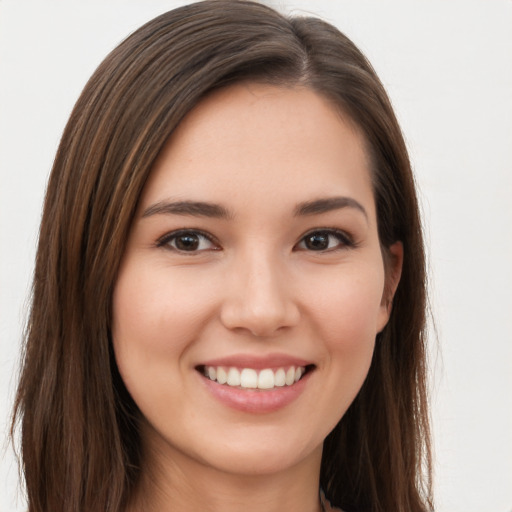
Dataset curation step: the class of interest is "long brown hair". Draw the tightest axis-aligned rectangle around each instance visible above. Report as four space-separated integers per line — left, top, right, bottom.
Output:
12 1 432 511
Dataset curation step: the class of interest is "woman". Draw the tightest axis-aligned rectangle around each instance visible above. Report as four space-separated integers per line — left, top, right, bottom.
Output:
12 1 432 511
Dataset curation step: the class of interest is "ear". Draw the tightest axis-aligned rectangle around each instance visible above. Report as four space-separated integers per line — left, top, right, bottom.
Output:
377 241 403 333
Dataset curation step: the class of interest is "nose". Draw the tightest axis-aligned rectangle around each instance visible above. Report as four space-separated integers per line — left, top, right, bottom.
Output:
219 252 300 337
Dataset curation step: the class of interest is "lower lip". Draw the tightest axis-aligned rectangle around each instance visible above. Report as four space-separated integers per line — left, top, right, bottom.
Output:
199 371 312 414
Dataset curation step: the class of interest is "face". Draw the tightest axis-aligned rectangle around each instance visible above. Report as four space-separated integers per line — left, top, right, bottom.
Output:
112 83 402 479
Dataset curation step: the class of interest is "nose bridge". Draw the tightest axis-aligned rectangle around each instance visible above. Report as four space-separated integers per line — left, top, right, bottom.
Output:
220 246 299 336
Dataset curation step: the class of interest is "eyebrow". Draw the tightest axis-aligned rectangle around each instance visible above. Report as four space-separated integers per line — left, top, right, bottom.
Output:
142 200 233 219
294 196 368 219
141 196 367 221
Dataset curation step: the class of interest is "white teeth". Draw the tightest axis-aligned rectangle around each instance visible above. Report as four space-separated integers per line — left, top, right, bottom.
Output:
216 367 227 384
257 369 274 389
227 367 241 386
274 368 286 387
203 365 307 389
240 368 258 388
285 367 295 386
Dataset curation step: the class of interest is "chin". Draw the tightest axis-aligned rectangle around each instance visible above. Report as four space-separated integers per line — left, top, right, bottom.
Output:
189 425 324 477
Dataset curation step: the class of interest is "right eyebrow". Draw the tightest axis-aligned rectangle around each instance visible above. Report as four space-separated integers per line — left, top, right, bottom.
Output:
141 200 233 220
294 196 368 221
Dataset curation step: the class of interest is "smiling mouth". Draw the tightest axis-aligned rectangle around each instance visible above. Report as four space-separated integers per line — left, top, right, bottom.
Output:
196 365 315 390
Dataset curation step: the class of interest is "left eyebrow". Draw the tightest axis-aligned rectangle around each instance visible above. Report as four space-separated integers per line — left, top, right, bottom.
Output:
294 196 368 220
141 200 233 219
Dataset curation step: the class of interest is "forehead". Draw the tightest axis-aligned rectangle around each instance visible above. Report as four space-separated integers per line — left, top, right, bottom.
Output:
142 83 375 219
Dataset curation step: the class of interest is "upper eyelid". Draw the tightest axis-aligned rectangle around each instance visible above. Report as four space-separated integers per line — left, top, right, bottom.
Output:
156 227 354 249
156 228 219 248
294 228 356 252
298 227 353 242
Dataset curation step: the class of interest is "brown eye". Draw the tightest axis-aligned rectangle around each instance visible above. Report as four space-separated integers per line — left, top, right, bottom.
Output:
304 232 330 250
297 230 353 252
175 233 200 251
158 230 218 253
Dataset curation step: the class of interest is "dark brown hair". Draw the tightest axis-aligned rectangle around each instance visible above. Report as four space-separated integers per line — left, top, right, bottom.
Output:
12 1 432 511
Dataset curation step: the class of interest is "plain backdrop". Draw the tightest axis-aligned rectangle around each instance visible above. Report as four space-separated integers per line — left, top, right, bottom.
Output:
1 1 511 511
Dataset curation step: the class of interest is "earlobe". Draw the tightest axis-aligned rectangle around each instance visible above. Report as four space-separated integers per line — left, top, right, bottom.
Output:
377 241 403 331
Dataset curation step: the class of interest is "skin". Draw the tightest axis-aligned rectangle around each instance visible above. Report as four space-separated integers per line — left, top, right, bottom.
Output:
112 83 402 512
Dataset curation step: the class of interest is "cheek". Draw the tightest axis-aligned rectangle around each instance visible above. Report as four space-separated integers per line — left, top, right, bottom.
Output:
111 263 220 427
306 263 385 341
304 263 384 392
110 263 215 400
112 264 213 353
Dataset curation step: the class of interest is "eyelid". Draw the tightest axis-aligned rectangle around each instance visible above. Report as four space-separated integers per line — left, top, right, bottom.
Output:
156 228 221 252
155 227 355 253
295 227 356 251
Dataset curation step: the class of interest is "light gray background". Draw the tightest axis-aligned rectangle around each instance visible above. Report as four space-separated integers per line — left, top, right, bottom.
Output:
1 1 511 511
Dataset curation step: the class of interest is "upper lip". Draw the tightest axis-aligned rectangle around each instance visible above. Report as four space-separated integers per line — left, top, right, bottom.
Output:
197 353 314 370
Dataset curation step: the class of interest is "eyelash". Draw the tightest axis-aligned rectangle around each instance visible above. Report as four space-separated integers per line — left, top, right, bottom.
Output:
156 228 356 254
156 229 220 253
296 228 356 252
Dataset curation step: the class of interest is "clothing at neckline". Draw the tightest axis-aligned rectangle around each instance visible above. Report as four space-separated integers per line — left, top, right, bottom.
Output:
320 489 343 512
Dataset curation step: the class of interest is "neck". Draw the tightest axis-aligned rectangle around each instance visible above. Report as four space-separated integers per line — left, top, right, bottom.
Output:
127 429 323 512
